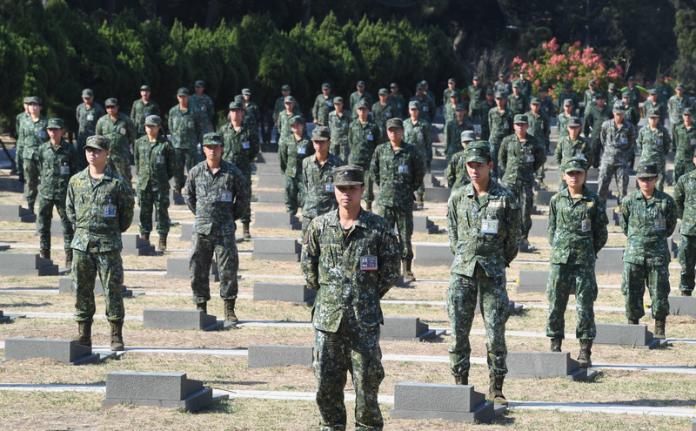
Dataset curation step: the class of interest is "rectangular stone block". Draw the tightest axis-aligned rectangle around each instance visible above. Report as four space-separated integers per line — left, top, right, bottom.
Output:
424 187 450 203
669 296 696 317
528 217 549 238
105 371 200 401
507 352 578 378
257 174 286 189
423 173 443 188
0 253 58 276
256 190 285 203
413 216 438 234
595 323 655 348
585 181 599 194
166 258 190 278
122 233 156 256
4 338 97 364
543 169 560 185
179 223 194 242
252 282 315 304
0 205 35 222
534 189 555 206
0 310 11 323
143 309 221 331
256 152 279 164
517 270 548 293
252 237 300 262
58 277 132 297
414 243 452 267
381 316 438 340
247 345 313 368
594 248 624 274
253 212 300 230
390 382 494 423
0 177 23 193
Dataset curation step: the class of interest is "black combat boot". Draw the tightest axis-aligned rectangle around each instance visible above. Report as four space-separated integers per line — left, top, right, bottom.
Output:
243 223 251 241
196 301 207 314
141 233 150 243
39 248 50 260
628 318 639 324
158 235 167 252
550 338 562 352
402 260 416 282
454 371 469 385
109 320 124 351
654 319 666 338
488 374 508 405
74 320 92 348
224 299 238 323
577 339 592 368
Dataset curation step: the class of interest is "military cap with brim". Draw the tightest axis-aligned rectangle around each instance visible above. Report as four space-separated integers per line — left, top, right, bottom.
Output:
290 115 304 125
485 88 494 95
105 98 118 107
563 156 588 173
229 101 244 111
356 100 369 109
455 103 467 111
284 96 295 103
22 97 31 104
494 91 505 99
333 165 364 186
378 88 389 96
242 88 251 96
513 114 528 124
311 126 331 141
195 80 206 88
595 91 606 99
357 80 366 86
448 78 456 83
465 141 491 163
677 83 685 90
140 85 151 92
333 96 344 104
460 130 476 142
563 98 573 107
513 81 522 88
683 107 693 116
85 135 110 150
202 132 223 146
568 116 582 127
386 118 403 130
648 109 661 118
47 118 64 129
530 97 540 104
321 82 330 89
473 75 479 80
408 100 419 109
621 90 631 97
177 87 189 96
636 163 659 179
612 102 625 113
234 95 244 103
282 84 291 91
82 88 94 98
26 96 41 105
145 115 161 126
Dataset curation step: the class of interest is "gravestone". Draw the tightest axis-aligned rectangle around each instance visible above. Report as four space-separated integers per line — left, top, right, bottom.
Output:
247 345 313 368
165 258 219 281
507 352 597 381
0 205 35 222
143 309 223 331
424 187 450 203
528 217 549 238
413 243 453 267
534 189 555 206
594 248 624 275
390 382 497 423
180 223 194 242
252 237 300 262
0 310 12 324
668 296 696 318
585 181 599 194
544 170 560 185
413 216 438 234
0 253 58 276
0 177 23 193
517 270 548 293
103 371 227 411
58 277 134 298
594 323 666 349
252 282 315 304
257 174 286 189
253 212 300 230
381 316 442 341
256 190 285 203
4 338 114 364
122 233 156 256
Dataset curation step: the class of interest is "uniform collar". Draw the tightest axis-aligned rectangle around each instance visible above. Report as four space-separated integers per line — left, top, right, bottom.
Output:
327 209 369 229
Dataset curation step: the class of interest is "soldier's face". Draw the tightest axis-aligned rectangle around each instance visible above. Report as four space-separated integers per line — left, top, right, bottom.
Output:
285 102 294 112
597 98 606 107
495 98 505 108
230 109 244 123
282 89 291 96
357 84 365 92
677 89 684 96
357 107 369 120
178 95 188 105
313 140 329 155
145 124 160 138
568 126 580 140
564 170 586 188
531 103 540 113
466 161 491 183
291 123 304 135
564 105 572 114
334 184 363 209
82 96 92 104
322 87 330 95
390 85 398 94
473 79 479 86
455 110 465 121
448 82 455 89
28 103 40 115
334 102 343 112
106 105 118 115
47 128 63 141
387 127 403 143
409 108 419 119
637 177 657 194
514 123 528 136
379 95 388 103
195 86 205 95
140 90 150 100
684 115 693 126
648 117 659 127
203 144 222 161
85 147 107 167
243 94 251 101
613 112 624 123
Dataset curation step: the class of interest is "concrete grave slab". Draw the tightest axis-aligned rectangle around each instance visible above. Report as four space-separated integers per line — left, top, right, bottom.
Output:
58 277 134 298
257 174 286 189
534 189 555 206
529 217 549 238
594 323 667 349
0 310 13 324
121 233 156 256
0 253 58 276
424 187 450 203
253 212 300 230
594 248 624 275
390 382 497 423
0 205 35 222
247 345 313 368
256 190 285 203
413 216 438 234
381 316 442 341
4 338 114 364
143 309 223 331
413 243 452 267
180 223 194 241
517 270 548 293
507 352 597 381
668 296 696 318
252 237 300 262
252 282 315 304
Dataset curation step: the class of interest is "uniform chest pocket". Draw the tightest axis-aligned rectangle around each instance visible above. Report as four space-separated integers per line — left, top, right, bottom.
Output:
242 141 250 150
59 161 70 175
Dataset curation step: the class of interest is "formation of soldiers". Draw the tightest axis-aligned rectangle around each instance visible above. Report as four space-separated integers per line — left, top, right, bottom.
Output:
9 72 696 430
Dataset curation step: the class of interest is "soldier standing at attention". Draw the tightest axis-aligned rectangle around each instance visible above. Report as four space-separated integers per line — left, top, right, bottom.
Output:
597 102 636 204
349 80 373 115
67 135 134 351
348 100 380 211
133 115 175 252
190 80 215 134
328 97 351 160
479 89 496 140
446 140 520 403
487 91 513 176
527 97 551 186
220 101 259 241
273 85 301 141
277 96 299 149
636 109 671 191
130 85 160 138
557 99 575 141
442 78 459 107
371 118 425 282
445 104 474 162
673 151 696 297
16 96 47 214
37 118 77 265
168 87 201 197
620 163 676 338
404 100 432 208
75 89 105 170
583 92 612 169
184 133 248 323
372 88 395 144
556 117 593 179
668 83 690 140
643 89 666 124
311 82 333 126
388 82 406 118
507 82 527 116
279 116 314 216
445 131 476 189
444 93 460 126
546 156 608 367
467 75 484 126
301 126 344 233
96 98 136 183
672 108 696 183
301 165 400 431
241 88 260 140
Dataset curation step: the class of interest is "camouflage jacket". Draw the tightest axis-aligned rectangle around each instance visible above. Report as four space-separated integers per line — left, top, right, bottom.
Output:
133 134 175 192
277 110 297 146
412 95 436 122
548 187 608 265
388 93 407 118
442 87 460 107
620 189 677 265
445 119 473 158
643 99 667 123
328 110 351 148
349 91 374 114
184 160 248 236
130 99 161 135
445 150 470 189
672 123 696 162
479 100 496 139
554 136 593 167
220 122 260 174
526 111 550 146
557 113 573 140
447 180 521 277
168 105 200 150
636 125 671 167
37 139 78 199
372 101 396 142
582 89 596 115
499 133 546 187
668 95 691 125
467 84 484 112
301 209 401 332
599 119 635 163
508 93 528 116
311 94 334 126
403 118 431 157
279 135 314 178
302 154 344 219
513 79 532 99
273 97 301 127
76 102 106 136
370 142 425 209
66 167 134 252
674 169 696 236
17 115 48 159
487 107 513 141
244 101 261 131
348 119 380 168
95 113 136 159
583 104 612 143
190 93 215 128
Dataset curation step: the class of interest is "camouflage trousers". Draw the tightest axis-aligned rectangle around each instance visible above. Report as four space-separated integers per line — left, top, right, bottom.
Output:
173 147 196 191
22 155 39 211
678 234 696 294
357 164 374 205
511 182 534 241
190 231 239 303
239 170 252 224
314 318 384 431
598 160 630 203
674 158 695 184
37 196 74 252
621 260 671 321
376 205 413 261
448 265 509 378
138 188 170 236
546 263 598 340
72 247 125 322
108 152 131 183
331 140 349 162
489 135 503 178
284 176 305 214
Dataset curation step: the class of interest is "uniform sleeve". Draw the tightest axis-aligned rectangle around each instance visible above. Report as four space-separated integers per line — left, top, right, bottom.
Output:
232 170 249 221
378 227 401 297
666 196 678 237
184 171 196 214
533 139 546 171
412 149 425 193
278 137 288 174
663 131 672 157
95 118 103 136
69 144 78 175
165 142 176 180
445 157 456 188
672 127 679 153
312 96 319 122
446 194 459 254
249 128 260 160
118 180 135 233
583 111 592 137
620 199 630 235
126 118 137 146
370 148 380 186
554 138 563 165
300 219 320 290
635 129 644 159
168 110 174 134
133 140 140 176
593 198 609 254
75 105 81 125
504 194 521 265
547 195 557 246
498 138 508 175
600 122 608 148
675 178 685 219
66 179 76 226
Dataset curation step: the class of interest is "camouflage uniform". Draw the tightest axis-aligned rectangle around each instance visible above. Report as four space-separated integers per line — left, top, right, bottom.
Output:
674 169 696 295
636 123 671 190
554 134 593 185
445 116 474 162
673 121 696 182
349 91 374 115
277 109 298 148
301 153 344 233
168 105 201 191
328 107 351 160
75 101 105 170
668 93 690 138
404 116 432 172
17 114 48 212
371 100 396 143
527 107 550 183
184 156 248 305
130 98 160 137
583 102 612 168
312 92 334 126
479 98 496 140
620 186 676 322
190 92 215 134
220 119 259 225
301 205 400 431
597 117 636 203
413 94 436 123
508 93 527 116
279 126 314 213
557 113 573 141
487 106 513 174
467 83 484 122
643 97 667 124
388 91 407 119
445 151 470 189
95 111 136 182
348 118 380 207
243 100 261 136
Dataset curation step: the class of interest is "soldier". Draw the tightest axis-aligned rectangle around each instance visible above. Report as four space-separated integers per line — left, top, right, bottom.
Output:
13 97 30 177
546 156 608 367
538 86 557 119
488 92 513 176
372 88 396 143
279 116 314 215
16 96 47 214
168 87 200 196
312 82 334 126
241 88 260 139
348 100 380 211
445 130 476 189
301 126 344 233
191 80 215 134
557 82 580 116
67 135 134 351
493 72 510 97
328 97 351 160
277 96 299 149
636 109 671 190
446 140 520 403
220 101 259 240
655 76 673 105
75 89 105 170
37 118 77 265
273 85 301 143
499 114 546 252
184 132 248 323
557 99 575 141
513 71 532 100
404 100 432 208
349 80 373 115
643 88 666 124
133 115 175 251
442 77 459 107
555 117 592 184
412 83 436 123
508 82 528 116
467 75 484 125
621 91 640 126
388 82 407 118
584 92 612 168
301 165 400 431
130 85 160 137
597 102 636 204
674 108 696 183
619 162 676 337
607 82 620 108
527 97 550 155
674 151 696 297
96 98 136 183
582 79 597 116
479 89 496 140
624 76 641 113
371 118 425 282
444 93 459 126
445 104 474 162
669 83 690 140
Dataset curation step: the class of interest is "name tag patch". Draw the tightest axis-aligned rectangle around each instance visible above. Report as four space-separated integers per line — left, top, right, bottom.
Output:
220 191 233 202
155 154 164 164
581 218 591 232
474 124 482 135
481 219 499 234
86 114 94 122
398 164 409 174
324 184 334 192
297 147 306 155
104 203 116 218
242 141 250 149
60 164 70 175
367 134 374 141
360 255 378 271
525 154 535 163
654 215 666 231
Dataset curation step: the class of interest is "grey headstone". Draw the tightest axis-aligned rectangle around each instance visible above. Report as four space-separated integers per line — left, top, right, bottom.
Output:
390 382 495 423
252 237 300 262
0 310 11 323
142 309 222 331
528 217 549 238
247 345 313 368
256 152 280 164
381 316 438 340
58 277 132 297
507 352 581 379
0 253 58 276
414 243 453 267
544 169 560 185
534 189 555 206
50 219 65 237
424 187 450 203
594 248 624 275
0 177 23 193
4 338 98 364
594 323 655 348
517 270 548 293
121 233 156 256
257 174 286 189
256 190 285 203
166 258 189 278
180 223 194 241
253 212 300 230
0 205 35 222
585 181 599 194
669 296 696 317
252 282 315 304
413 216 437 234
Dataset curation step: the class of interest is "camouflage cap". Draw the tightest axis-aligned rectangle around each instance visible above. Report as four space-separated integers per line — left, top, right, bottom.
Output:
513 114 528 124
26 96 41 105
284 96 295 104
290 115 304 125
47 118 64 129
485 88 494 95
568 116 582 127
455 103 467 112
311 126 331 141
228 101 244 111
145 115 162 126
386 118 403 130
82 88 94 98
234 95 244 103
356 99 369 109
636 162 659 179
140 84 151 92
408 100 420 110
202 132 223 146
281 84 291 91
177 87 189 96
563 98 573 107
194 80 206 88
357 80 366 86
472 75 479 80
621 90 631 98
321 82 330 89
105 98 118 107
419 80 428 86
612 101 625 113
648 88 657 95
85 135 110 150
530 97 540 104
494 91 505 99
647 108 661 118
513 81 522 88
594 91 606 99
465 140 491 163
448 77 456 84
683 107 693 116
242 88 252 96
333 165 364 186
563 155 588 173
378 88 389 96
460 130 476 142
677 83 685 90
22 97 30 104
333 96 344 104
